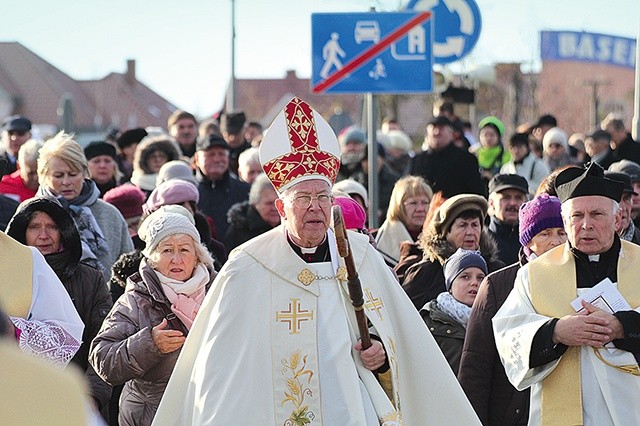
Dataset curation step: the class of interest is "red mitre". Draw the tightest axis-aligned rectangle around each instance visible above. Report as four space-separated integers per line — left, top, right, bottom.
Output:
259 97 340 193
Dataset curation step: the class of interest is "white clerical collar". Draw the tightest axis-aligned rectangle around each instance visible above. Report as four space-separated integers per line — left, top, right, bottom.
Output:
286 231 327 254
588 254 600 262
301 246 318 254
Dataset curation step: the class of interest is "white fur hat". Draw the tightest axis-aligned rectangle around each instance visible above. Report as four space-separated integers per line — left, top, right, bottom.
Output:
542 127 569 152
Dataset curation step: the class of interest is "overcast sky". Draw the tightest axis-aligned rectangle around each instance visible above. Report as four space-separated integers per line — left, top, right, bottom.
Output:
1 0 638 118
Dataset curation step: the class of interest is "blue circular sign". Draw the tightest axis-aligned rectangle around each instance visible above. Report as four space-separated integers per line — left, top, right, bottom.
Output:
406 0 482 64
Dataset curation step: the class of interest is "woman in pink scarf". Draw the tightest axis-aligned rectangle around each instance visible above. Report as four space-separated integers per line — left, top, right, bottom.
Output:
90 205 216 426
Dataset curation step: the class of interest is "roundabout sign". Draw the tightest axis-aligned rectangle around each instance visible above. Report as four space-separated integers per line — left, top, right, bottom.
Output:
406 0 482 64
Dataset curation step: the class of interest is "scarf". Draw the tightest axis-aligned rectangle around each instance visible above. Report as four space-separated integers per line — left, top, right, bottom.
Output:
620 219 637 243
477 144 509 171
38 180 108 272
435 292 472 328
157 264 209 330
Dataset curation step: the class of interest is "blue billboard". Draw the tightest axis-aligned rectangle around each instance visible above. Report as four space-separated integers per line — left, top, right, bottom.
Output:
540 31 636 69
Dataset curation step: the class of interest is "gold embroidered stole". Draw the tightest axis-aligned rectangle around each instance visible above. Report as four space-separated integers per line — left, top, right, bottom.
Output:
529 241 640 426
0 233 33 318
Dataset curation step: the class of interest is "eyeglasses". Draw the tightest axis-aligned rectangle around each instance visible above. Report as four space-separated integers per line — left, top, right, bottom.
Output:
290 194 334 209
8 130 27 136
403 199 430 208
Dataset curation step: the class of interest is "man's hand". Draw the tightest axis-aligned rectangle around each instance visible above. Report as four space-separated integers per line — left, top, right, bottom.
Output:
152 319 186 354
553 300 622 347
355 340 386 371
581 300 625 341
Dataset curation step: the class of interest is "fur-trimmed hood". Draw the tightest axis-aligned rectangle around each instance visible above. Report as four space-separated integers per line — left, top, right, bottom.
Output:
133 136 181 175
6 196 82 280
420 227 500 267
226 200 251 228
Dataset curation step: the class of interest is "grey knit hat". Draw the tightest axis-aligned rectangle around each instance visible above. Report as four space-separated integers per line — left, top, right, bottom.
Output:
138 205 200 257
443 248 488 290
156 160 197 187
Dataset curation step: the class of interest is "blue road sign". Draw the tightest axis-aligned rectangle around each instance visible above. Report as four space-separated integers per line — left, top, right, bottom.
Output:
311 12 434 94
407 0 482 64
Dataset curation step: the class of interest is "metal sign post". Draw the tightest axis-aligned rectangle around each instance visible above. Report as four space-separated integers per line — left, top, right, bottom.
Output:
366 93 379 228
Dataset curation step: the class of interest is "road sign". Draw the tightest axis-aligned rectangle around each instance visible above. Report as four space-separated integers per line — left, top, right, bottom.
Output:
311 12 434 94
407 0 482 64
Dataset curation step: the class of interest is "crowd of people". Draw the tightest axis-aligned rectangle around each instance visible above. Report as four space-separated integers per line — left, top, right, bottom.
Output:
1 96 640 425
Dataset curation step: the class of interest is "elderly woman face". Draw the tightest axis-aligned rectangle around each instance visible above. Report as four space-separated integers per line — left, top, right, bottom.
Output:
527 227 567 257
88 155 116 184
402 194 430 231
446 215 482 250
25 211 61 255
45 157 85 200
154 234 198 281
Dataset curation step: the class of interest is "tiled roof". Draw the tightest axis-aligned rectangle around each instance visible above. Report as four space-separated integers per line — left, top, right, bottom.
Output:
0 42 176 132
228 70 363 129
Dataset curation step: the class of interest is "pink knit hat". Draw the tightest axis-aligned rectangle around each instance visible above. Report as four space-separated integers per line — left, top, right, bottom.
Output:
144 180 199 215
333 196 366 230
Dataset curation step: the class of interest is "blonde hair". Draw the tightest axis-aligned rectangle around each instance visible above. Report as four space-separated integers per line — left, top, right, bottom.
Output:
386 176 433 224
37 131 88 185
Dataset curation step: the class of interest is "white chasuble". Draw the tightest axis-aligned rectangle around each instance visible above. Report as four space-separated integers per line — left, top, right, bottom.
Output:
153 225 480 425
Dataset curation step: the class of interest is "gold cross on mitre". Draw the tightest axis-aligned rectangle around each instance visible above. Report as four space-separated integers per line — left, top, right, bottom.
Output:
276 298 314 334
364 288 384 320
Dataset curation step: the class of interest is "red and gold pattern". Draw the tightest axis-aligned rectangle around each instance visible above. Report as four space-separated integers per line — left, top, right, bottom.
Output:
262 98 340 193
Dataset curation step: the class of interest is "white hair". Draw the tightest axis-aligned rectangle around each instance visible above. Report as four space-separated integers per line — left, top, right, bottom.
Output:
18 139 43 166
146 233 214 270
238 147 260 170
249 173 275 205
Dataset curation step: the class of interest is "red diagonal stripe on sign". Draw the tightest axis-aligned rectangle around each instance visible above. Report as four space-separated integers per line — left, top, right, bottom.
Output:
312 11 432 94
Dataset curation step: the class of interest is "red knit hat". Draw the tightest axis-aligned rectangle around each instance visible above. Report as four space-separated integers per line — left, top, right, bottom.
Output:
103 184 146 219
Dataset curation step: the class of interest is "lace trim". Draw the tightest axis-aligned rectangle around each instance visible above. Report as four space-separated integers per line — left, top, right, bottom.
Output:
12 317 80 366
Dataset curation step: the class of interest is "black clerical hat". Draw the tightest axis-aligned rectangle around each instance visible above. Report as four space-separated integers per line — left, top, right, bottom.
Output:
555 162 623 202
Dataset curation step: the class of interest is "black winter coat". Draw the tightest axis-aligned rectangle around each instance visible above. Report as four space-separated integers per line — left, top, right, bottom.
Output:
421 299 466 374
488 216 521 266
196 170 250 240
223 201 275 251
457 253 530 426
410 143 485 198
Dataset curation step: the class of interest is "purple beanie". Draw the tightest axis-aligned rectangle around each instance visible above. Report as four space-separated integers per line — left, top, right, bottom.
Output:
443 248 488 290
144 180 199 215
518 194 563 248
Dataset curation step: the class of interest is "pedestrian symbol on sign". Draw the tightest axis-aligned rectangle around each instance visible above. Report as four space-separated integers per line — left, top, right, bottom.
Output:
320 33 346 79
